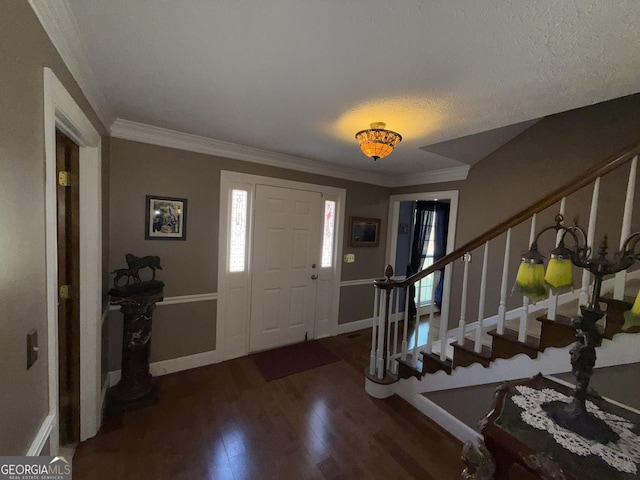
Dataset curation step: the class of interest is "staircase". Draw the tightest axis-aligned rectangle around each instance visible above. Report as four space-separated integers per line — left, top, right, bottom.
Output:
365 142 640 444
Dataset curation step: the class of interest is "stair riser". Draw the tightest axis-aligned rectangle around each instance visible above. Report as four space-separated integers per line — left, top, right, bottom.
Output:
490 336 538 360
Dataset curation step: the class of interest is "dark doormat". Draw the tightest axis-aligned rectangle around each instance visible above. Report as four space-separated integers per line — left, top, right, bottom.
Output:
250 340 341 381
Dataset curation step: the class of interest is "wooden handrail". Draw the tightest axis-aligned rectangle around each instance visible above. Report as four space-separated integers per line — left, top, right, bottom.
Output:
378 140 640 289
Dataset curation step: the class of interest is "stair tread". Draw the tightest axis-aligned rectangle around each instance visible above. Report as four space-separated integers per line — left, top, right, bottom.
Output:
396 353 424 380
537 313 574 327
537 313 606 334
451 339 492 359
397 353 423 369
599 293 634 307
488 328 539 350
421 351 453 374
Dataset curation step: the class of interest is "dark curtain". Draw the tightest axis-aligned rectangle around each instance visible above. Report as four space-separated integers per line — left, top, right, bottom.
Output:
407 201 435 319
433 202 450 308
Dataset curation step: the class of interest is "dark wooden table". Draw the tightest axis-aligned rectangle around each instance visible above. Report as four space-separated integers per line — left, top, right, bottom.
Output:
481 374 640 480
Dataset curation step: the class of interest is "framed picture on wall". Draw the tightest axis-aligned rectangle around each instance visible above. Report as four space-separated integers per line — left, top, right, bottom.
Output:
145 195 187 240
349 217 381 247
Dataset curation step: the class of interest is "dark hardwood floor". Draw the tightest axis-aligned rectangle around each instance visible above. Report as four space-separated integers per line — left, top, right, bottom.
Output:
73 329 463 479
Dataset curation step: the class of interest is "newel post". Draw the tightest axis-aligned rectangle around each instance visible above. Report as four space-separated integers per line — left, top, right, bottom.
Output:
374 265 394 379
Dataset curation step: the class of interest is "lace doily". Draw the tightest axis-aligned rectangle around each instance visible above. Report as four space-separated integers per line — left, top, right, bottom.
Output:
511 385 640 474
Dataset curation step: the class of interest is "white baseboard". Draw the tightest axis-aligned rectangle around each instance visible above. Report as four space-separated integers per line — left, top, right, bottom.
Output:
108 349 222 386
336 318 372 334
26 413 55 456
335 313 406 336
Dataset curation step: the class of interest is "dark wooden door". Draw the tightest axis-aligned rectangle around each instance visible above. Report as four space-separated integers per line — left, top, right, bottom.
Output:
56 130 81 445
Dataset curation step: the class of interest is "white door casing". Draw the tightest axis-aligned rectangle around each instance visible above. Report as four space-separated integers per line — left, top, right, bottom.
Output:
43 68 102 451
217 172 345 361
385 191 459 313
250 185 322 352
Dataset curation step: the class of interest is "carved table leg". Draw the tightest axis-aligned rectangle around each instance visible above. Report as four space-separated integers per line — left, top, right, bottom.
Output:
462 440 496 480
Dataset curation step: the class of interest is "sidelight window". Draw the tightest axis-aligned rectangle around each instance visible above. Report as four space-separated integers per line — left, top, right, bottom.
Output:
229 189 248 272
321 200 336 268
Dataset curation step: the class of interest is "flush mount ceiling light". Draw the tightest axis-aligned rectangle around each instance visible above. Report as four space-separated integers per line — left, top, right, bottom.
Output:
355 122 402 161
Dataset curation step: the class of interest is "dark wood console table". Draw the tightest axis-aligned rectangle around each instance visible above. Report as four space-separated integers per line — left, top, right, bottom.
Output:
479 374 639 480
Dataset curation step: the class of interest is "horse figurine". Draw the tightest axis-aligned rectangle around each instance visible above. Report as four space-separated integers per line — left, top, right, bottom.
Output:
125 254 163 284
111 268 134 287
111 254 163 286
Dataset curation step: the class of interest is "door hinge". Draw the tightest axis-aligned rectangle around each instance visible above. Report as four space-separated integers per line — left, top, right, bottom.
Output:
59 284 71 300
58 171 71 187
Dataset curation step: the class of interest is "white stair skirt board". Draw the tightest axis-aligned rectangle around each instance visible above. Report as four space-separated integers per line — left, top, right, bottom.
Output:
414 332 640 394
376 333 640 443
108 349 221 387
396 378 481 446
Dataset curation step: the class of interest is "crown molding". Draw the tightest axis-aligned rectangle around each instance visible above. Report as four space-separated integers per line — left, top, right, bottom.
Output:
110 118 468 187
111 118 392 185
27 0 468 188
386 165 470 187
29 0 113 129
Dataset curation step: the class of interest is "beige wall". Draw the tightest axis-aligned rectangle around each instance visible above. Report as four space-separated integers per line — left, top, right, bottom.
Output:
108 138 390 367
338 284 375 325
392 94 640 328
0 3 107 454
108 94 640 367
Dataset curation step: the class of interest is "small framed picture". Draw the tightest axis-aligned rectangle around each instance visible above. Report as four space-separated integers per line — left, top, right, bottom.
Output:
145 195 187 240
349 217 381 247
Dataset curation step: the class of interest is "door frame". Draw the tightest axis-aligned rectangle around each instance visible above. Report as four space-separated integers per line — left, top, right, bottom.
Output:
44 68 102 450
217 171 345 360
385 190 459 312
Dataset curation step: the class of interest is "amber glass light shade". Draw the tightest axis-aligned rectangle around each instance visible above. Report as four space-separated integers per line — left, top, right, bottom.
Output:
355 122 402 160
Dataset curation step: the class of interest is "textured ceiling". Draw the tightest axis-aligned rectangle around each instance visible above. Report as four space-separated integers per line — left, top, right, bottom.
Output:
31 1 640 184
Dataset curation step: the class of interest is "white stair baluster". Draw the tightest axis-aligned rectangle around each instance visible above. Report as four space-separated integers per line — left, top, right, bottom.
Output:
475 243 489 353
387 288 396 373
547 197 566 321
426 271 439 355
439 263 453 362
390 288 399 374
580 177 601 309
413 277 422 366
497 228 512 335
370 287 380 376
401 285 409 361
376 289 388 379
614 155 637 299
519 214 537 343
458 253 471 345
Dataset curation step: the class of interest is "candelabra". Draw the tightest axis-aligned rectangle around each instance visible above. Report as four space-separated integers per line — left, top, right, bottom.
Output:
514 214 640 444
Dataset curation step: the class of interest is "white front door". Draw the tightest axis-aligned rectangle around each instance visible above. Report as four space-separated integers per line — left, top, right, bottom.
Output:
250 185 322 352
